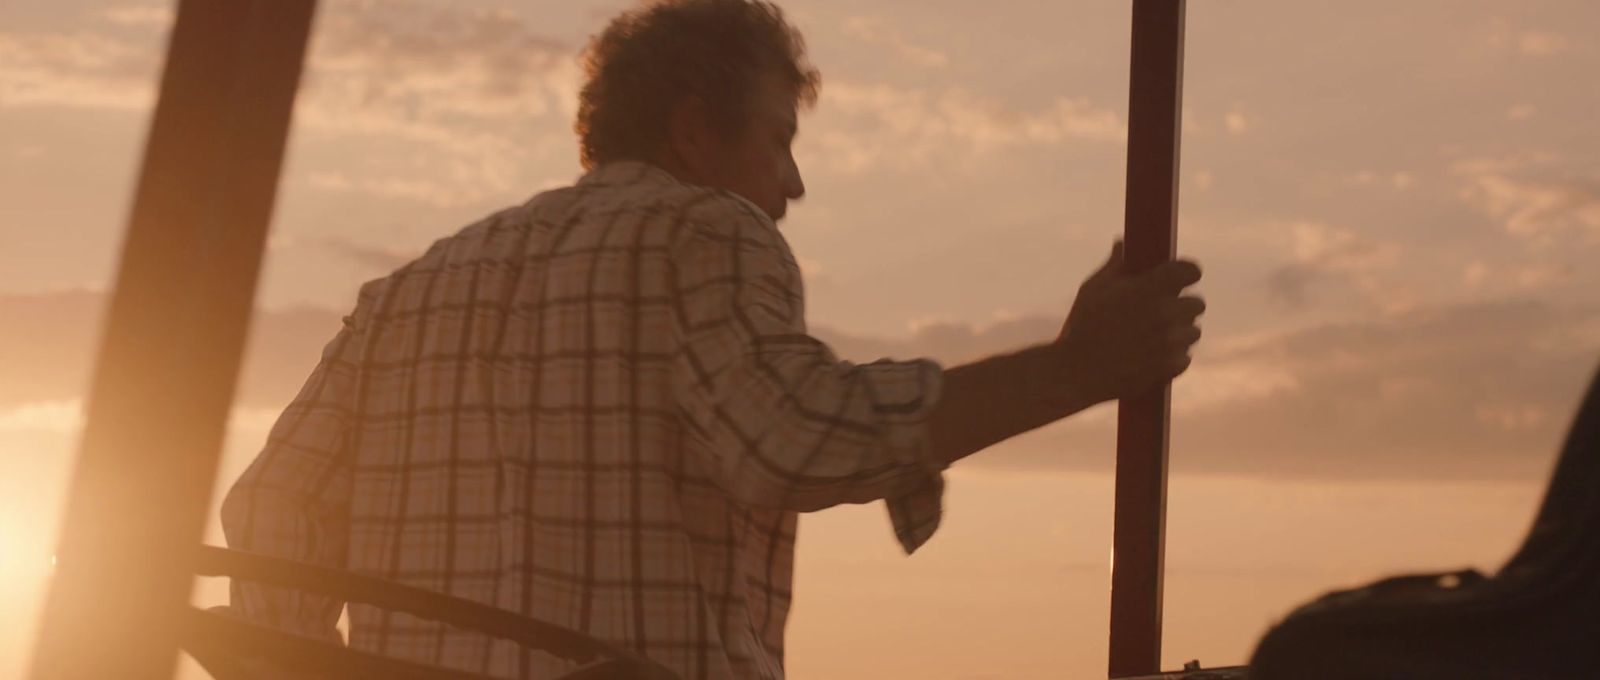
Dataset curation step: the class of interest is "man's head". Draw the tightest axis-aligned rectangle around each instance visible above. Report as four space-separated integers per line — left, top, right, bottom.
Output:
576 0 819 221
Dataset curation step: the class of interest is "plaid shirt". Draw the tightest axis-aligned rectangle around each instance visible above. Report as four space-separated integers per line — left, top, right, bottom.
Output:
220 161 947 680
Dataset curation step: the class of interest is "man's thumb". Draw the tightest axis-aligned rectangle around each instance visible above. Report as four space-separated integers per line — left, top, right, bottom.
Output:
1096 240 1125 275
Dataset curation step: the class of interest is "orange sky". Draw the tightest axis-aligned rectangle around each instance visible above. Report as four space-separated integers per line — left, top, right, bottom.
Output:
3 0 1599 678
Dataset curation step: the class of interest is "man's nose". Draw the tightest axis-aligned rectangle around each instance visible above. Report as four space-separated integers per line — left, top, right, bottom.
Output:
785 160 805 201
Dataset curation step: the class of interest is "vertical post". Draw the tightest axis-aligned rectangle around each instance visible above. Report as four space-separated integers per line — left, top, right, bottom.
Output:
28 2 317 679
1108 1 1186 677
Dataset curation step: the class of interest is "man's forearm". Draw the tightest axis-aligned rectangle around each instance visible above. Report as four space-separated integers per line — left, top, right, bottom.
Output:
927 342 1095 467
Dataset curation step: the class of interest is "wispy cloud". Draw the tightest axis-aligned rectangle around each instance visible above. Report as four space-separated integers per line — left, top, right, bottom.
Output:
1348 170 1415 191
306 168 512 209
842 16 949 69
0 400 83 434
291 1 581 206
299 0 579 132
0 30 157 110
98 5 173 28
301 233 422 272
1453 156 1600 241
1516 31 1571 57
0 290 344 411
802 81 1124 173
1486 26 1576 57
1224 110 1251 135
0 0 580 210
1265 221 1401 308
999 301 1596 480
0 290 103 407
819 299 1599 481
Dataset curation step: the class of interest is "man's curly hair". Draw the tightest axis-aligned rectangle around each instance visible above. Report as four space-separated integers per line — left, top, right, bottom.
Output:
575 0 821 170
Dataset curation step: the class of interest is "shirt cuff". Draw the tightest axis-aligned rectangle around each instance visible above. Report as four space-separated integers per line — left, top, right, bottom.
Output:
866 357 946 554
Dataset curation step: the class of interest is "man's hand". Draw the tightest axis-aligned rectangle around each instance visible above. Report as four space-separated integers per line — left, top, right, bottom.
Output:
1055 240 1205 407
927 240 1204 467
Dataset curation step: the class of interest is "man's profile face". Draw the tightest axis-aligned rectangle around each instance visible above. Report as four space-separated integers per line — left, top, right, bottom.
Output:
706 70 806 222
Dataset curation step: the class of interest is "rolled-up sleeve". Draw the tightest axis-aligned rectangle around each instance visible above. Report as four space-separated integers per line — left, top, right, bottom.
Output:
669 197 947 552
219 310 364 641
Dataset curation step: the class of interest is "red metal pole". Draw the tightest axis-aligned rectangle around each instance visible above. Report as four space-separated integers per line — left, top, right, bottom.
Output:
1109 1 1186 677
27 1 317 678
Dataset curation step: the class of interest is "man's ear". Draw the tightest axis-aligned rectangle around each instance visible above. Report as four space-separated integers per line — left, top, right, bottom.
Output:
666 95 715 180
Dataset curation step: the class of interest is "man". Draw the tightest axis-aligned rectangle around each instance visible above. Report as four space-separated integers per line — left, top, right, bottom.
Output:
220 0 1205 678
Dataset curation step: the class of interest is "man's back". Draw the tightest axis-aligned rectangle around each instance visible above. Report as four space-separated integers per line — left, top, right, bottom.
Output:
219 2 1208 677
221 161 948 680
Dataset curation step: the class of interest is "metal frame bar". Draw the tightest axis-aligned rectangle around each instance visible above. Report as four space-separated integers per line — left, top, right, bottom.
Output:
182 546 680 679
1109 1 1187 677
28 2 318 678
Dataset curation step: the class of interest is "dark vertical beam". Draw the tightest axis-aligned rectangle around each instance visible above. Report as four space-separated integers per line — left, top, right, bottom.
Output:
1109 1 1186 677
28 1 317 679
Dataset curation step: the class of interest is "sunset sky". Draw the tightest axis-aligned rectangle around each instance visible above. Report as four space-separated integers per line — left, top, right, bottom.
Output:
3 0 1599 678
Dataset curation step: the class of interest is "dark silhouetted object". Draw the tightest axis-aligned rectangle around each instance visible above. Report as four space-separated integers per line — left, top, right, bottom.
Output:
1250 362 1600 678
1111 0 1187 677
184 546 680 680
28 1 317 679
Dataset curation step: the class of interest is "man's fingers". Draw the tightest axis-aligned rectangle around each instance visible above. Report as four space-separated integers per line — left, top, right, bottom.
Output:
1167 352 1194 377
1087 240 1126 281
1142 259 1202 295
1105 240 1125 270
1163 295 1207 322
1168 323 1202 348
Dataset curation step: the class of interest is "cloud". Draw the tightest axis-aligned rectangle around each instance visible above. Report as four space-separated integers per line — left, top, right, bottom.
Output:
1458 259 1582 301
0 400 83 434
801 81 1124 173
287 1 582 206
303 234 422 272
1287 221 1398 270
0 290 105 407
0 290 343 412
818 313 1305 419
0 30 157 110
297 0 579 134
1486 26 1575 58
1452 157 1600 241
1032 301 1597 481
306 169 508 209
1198 301 1597 474
0 1 578 150
812 301 1600 482
842 16 949 69
1516 31 1571 57
1224 111 1250 135
99 5 174 28
1265 221 1401 308
817 314 1057 367
1348 170 1415 190
0 2 586 211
